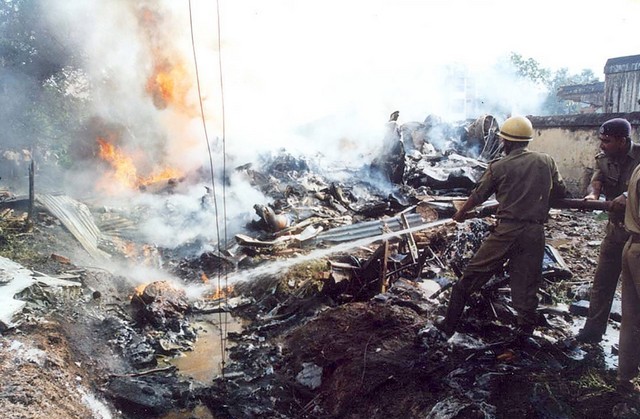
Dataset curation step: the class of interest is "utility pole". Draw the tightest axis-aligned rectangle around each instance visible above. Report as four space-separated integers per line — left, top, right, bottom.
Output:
28 159 35 221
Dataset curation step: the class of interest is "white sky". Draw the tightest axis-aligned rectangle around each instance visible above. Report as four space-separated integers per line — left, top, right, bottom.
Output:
185 0 640 159
43 0 640 247
51 0 640 163
218 0 640 75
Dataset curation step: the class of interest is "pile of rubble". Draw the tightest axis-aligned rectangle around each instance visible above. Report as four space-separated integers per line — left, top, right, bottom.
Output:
0 113 637 418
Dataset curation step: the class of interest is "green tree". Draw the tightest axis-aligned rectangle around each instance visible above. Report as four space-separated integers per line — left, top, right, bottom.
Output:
509 52 600 115
542 68 599 115
0 0 88 167
509 52 551 86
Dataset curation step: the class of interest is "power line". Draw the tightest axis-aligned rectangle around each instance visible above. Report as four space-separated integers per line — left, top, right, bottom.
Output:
215 0 230 378
188 0 229 377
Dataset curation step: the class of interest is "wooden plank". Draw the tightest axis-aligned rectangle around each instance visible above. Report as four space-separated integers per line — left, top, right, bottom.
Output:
400 213 419 263
378 241 389 294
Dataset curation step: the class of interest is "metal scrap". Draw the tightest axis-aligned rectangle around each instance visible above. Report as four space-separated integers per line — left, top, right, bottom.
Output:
36 194 111 260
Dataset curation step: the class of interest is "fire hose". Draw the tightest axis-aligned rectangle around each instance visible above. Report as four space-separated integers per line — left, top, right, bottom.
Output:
463 198 614 218
428 198 613 300
450 198 614 222
551 198 612 212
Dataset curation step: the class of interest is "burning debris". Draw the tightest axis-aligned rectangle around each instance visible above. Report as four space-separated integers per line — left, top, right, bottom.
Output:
131 281 191 332
4 0 638 416
0 106 636 418
370 113 499 195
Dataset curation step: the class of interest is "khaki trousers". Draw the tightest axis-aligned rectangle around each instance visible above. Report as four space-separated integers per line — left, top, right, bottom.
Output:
618 239 640 384
456 222 544 327
583 222 629 336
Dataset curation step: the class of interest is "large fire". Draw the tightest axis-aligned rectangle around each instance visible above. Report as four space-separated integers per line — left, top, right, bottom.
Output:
146 60 194 114
137 5 192 112
97 137 182 191
97 138 138 188
93 6 211 194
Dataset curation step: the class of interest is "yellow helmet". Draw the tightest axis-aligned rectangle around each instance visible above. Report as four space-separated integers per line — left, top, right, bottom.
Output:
498 116 533 142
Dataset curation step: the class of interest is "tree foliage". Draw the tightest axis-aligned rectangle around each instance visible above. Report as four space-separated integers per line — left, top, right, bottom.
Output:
509 53 552 87
509 52 600 115
0 0 88 166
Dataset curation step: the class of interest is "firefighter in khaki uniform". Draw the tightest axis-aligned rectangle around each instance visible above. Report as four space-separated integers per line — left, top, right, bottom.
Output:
577 118 640 343
617 162 640 395
436 115 566 338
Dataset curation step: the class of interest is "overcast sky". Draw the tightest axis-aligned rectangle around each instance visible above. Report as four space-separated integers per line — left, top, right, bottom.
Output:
51 0 640 164
191 0 640 156
41 0 640 249
220 0 639 76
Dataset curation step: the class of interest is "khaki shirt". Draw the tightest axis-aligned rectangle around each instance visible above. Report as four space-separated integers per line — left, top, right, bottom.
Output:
471 148 566 223
592 142 640 200
625 164 640 235
592 142 640 224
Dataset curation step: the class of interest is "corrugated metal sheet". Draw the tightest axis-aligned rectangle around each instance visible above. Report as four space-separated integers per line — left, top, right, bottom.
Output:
316 213 426 243
36 194 111 261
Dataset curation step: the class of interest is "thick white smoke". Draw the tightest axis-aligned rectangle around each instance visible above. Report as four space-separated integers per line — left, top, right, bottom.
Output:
38 0 639 252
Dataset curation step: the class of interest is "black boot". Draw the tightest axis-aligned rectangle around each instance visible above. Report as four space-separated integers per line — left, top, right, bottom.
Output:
515 323 534 337
436 284 467 337
575 328 602 344
513 320 538 348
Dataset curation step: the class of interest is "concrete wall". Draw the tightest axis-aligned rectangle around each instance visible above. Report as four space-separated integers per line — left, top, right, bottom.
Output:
527 112 640 197
527 127 597 196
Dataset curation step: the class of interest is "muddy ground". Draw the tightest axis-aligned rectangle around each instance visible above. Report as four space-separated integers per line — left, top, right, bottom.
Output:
1 205 639 419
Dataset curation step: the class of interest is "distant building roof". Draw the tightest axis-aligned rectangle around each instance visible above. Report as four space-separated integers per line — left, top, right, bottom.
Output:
604 54 640 74
529 112 640 129
557 81 604 96
556 81 604 108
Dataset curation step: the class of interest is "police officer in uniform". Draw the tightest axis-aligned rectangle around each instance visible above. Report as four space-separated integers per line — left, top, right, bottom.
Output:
577 118 640 343
436 115 566 337
617 162 640 395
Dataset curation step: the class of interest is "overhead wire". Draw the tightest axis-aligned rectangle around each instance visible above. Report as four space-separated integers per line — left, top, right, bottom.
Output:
214 0 230 378
188 0 229 377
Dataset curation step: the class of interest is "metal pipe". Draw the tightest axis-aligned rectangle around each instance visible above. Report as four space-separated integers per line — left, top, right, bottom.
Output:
551 198 612 212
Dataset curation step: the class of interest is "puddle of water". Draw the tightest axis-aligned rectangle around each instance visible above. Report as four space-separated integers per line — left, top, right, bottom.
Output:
166 314 244 384
570 317 620 370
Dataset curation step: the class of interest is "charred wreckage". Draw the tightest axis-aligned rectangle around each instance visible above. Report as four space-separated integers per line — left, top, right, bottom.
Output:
0 113 631 418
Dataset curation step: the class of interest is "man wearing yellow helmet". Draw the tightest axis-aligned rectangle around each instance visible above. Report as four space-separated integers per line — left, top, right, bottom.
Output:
437 115 566 339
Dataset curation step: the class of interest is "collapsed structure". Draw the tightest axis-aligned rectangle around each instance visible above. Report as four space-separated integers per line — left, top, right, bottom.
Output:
0 110 636 418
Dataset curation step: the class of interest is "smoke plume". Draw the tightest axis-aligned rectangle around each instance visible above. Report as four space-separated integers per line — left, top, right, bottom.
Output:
20 0 597 252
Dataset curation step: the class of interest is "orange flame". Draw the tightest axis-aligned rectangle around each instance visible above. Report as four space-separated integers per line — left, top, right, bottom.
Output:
134 283 147 296
96 137 183 191
123 242 137 258
146 61 192 112
97 137 138 189
201 273 209 284
205 285 234 300
140 167 182 186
